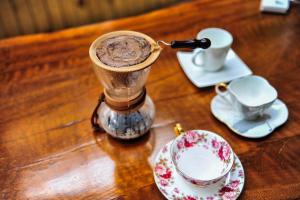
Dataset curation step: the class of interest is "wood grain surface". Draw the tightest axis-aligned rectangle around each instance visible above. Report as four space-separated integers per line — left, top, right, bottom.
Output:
0 0 300 199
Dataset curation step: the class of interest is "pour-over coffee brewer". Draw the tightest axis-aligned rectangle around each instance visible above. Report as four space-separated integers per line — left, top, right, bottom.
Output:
89 30 210 139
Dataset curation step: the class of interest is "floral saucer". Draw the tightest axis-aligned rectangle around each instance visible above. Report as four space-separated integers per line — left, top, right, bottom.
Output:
153 141 245 200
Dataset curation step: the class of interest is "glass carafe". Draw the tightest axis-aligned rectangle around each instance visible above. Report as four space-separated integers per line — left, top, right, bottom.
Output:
89 31 161 139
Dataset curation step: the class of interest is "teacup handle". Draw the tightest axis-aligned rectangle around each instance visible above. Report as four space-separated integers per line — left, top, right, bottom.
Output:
215 83 228 96
174 123 184 136
191 49 205 67
215 83 234 107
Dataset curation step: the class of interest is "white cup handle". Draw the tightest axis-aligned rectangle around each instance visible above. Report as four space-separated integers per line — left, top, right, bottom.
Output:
215 83 228 96
215 83 233 106
191 49 205 67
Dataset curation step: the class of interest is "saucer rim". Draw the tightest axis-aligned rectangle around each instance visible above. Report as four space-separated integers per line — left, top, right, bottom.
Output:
153 141 245 200
210 95 289 138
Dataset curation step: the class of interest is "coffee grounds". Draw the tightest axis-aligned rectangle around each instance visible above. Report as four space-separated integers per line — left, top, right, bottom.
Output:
96 35 151 67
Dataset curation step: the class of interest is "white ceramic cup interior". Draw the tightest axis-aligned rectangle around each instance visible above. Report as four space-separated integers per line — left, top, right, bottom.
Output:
192 28 233 71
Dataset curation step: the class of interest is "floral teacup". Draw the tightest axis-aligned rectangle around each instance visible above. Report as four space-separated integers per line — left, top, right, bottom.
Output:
170 129 234 187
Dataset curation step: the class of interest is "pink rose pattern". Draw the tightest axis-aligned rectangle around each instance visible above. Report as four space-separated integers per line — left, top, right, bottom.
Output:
176 131 205 150
211 138 220 148
154 158 174 187
173 187 180 193
238 170 244 178
219 179 241 200
160 179 168 186
155 141 243 200
184 130 204 148
222 191 237 200
230 180 240 188
177 140 185 149
175 132 232 165
173 195 197 200
183 196 197 200
211 138 232 164
162 145 168 153
217 142 231 162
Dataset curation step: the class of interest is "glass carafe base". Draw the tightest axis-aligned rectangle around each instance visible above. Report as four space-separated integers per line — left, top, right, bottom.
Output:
98 95 155 139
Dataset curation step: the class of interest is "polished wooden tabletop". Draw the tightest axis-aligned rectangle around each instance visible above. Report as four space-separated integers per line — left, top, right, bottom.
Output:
1 0 300 199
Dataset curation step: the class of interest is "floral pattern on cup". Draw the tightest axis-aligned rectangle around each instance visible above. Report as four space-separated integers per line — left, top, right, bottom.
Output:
153 142 244 200
174 131 232 164
212 138 232 163
176 130 206 149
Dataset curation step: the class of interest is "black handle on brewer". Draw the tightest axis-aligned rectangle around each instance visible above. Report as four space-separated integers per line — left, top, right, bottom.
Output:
170 38 211 49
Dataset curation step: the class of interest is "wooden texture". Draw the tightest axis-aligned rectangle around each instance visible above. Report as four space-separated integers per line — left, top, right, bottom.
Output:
0 0 180 39
0 0 300 199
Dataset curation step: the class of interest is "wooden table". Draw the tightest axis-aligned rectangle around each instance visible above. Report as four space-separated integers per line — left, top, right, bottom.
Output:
1 0 299 199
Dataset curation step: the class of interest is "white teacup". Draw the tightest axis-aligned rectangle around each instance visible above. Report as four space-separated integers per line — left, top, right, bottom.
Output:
215 75 278 120
170 129 234 187
192 28 233 71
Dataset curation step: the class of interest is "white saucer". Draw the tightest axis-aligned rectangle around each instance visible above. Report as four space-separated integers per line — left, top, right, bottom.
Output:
177 49 252 88
153 141 245 200
211 93 289 138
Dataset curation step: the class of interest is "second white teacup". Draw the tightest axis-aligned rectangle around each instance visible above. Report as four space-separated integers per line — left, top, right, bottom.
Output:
215 75 278 120
192 28 233 71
